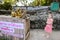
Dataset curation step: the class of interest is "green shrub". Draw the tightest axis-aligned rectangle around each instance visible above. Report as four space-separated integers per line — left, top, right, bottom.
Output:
0 4 4 9
0 2 12 10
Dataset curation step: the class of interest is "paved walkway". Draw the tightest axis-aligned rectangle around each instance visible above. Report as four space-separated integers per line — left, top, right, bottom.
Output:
29 29 60 40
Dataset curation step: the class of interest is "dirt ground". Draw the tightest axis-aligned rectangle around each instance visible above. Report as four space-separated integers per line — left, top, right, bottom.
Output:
28 29 60 40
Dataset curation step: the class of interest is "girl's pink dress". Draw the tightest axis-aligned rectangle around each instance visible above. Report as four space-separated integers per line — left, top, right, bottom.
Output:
44 18 53 33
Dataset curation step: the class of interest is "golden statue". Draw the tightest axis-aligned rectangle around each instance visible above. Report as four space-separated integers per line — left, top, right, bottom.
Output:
11 9 26 18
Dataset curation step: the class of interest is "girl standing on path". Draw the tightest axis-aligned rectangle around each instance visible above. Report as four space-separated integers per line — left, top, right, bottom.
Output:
44 12 53 38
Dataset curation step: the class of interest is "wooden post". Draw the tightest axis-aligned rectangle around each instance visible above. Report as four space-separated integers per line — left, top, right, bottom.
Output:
12 28 20 40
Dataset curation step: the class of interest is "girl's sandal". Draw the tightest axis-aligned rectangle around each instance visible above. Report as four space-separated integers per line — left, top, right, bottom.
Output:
46 35 49 39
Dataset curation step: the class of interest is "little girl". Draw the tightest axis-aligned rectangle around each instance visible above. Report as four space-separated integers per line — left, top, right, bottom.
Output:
44 12 53 38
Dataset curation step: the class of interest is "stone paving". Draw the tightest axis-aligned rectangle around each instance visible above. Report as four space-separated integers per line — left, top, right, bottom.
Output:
28 29 60 40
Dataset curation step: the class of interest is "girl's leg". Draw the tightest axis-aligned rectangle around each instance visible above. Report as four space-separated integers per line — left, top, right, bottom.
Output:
43 32 48 37
46 32 51 38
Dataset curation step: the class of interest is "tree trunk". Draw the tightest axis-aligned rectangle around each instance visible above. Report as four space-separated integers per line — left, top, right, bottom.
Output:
45 0 47 5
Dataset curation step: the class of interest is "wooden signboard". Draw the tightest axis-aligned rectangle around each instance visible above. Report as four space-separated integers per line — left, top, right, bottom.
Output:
0 16 30 40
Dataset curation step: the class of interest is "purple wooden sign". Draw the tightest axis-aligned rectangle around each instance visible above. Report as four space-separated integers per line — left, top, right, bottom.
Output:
0 21 24 38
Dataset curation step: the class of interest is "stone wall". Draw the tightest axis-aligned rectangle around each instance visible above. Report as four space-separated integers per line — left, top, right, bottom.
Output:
0 10 11 15
30 11 60 29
